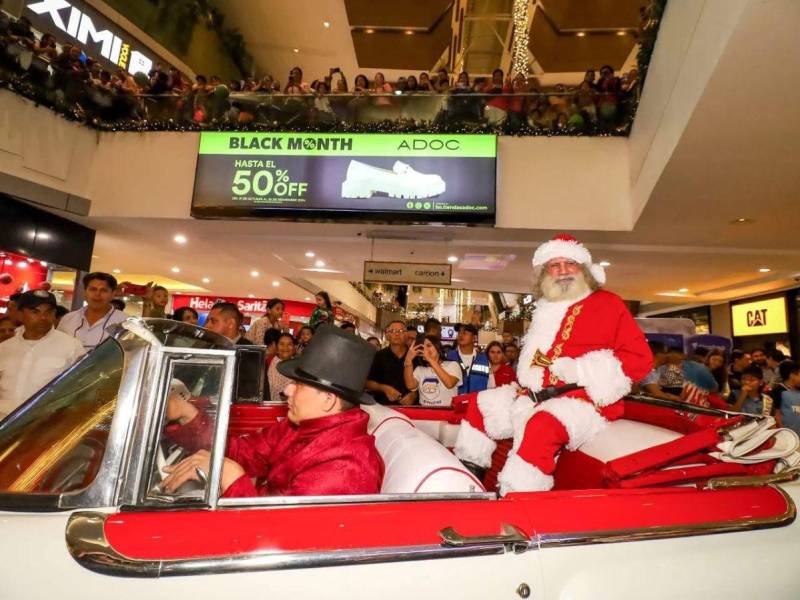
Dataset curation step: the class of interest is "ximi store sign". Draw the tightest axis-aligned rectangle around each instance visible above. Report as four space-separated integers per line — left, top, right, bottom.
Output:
731 296 789 337
25 0 155 74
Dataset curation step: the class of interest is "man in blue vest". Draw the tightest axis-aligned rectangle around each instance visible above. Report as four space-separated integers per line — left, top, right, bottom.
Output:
447 323 490 394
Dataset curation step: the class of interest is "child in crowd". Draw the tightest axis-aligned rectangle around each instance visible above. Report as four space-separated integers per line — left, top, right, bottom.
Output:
730 365 775 417
771 361 800 434
309 291 334 329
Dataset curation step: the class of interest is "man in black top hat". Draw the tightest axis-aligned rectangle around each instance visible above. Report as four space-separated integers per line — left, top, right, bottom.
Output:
162 325 384 497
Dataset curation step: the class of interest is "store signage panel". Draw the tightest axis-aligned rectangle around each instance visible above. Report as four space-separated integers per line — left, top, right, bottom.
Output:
172 294 314 320
363 261 451 286
731 297 788 337
191 133 496 223
25 0 155 74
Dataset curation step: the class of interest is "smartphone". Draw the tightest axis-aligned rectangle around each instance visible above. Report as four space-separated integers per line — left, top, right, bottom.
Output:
118 283 149 296
412 334 428 368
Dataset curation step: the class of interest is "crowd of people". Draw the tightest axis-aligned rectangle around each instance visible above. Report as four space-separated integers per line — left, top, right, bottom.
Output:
3 267 796 436
640 341 799 434
1 10 638 133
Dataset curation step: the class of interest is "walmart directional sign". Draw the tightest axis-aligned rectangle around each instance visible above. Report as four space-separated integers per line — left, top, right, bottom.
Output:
363 261 452 286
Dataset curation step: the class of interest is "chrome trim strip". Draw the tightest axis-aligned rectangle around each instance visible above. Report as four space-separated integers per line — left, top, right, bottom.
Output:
207 355 237 507
625 394 764 420
65 511 513 578
159 347 237 358
218 491 496 508
705 468 800 490
537 485 796 548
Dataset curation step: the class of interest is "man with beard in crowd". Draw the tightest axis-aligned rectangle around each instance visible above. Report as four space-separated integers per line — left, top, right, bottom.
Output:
453 234 652 494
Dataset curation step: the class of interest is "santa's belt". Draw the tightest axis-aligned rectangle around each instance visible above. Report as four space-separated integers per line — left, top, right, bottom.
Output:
526 383 583 404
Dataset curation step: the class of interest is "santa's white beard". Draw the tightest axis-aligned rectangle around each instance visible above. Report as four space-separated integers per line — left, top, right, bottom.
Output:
540 271 590 302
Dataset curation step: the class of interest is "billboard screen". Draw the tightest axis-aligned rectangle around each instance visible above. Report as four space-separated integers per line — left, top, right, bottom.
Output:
191 132 496 223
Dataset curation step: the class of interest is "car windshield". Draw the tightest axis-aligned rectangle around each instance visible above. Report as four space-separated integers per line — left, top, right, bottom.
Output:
0 339 124 495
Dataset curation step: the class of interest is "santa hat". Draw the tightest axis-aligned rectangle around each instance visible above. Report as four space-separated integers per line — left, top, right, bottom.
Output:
532 233 605 285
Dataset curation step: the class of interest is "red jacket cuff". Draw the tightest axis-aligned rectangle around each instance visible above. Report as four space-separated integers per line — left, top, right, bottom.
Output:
222 474 258 498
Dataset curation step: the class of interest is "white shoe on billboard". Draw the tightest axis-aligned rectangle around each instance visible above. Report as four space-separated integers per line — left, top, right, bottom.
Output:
341 160 446 199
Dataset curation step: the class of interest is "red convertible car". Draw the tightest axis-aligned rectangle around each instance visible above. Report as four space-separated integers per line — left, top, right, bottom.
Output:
0 319 797 599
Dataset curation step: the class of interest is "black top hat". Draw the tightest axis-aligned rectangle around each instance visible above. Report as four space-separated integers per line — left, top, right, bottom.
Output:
277 324 377 404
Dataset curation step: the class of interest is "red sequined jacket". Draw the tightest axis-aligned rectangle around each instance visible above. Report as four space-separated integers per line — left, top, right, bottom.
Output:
168 409 384 497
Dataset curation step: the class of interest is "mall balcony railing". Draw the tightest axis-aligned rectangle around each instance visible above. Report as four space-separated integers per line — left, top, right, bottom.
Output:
1 41 638 136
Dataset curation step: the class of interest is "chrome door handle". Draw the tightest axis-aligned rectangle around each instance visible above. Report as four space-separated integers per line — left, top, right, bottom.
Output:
439 523 529 547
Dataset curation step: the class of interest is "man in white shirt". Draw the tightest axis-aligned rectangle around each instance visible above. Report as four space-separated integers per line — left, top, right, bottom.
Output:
0 290 85 418
58 272 127 351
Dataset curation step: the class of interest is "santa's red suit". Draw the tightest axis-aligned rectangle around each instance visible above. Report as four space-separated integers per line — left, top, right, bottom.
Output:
454 234 652 494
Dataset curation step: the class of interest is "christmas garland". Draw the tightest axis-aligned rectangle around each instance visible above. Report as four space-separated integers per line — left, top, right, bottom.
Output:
637 0 668 84
0 75 632 136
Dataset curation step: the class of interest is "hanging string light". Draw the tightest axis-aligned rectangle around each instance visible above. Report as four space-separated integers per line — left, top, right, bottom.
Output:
511 0 531 78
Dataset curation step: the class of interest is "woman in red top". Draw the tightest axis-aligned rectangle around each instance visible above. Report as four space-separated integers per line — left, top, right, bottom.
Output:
486 341 518 388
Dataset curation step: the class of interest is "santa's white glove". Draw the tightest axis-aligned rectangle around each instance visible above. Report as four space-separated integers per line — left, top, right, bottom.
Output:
550 357 579 384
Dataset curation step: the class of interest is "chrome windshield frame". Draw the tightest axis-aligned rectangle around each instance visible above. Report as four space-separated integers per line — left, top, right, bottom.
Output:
128 346 237 508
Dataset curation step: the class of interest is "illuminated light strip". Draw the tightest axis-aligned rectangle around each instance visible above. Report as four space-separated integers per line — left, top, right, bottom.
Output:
9 400 116 492
511 0 530 77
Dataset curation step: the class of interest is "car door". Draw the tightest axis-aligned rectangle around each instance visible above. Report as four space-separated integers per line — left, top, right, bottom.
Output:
57 347 545 600
526 481 800 600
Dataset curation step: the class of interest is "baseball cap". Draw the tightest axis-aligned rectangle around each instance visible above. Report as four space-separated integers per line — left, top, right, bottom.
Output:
17 289 58 311
456 323 479 335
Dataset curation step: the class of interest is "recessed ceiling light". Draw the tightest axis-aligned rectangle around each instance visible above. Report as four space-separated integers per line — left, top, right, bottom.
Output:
305 297 312 301
171 266 181 273
91 254 99 259
731 217 755 225
599 261 611 267
447 255 458 263
315 259 325 268
173 234 187 244
272 280 280 287
759 268 771 273
404 30 414 35
250 270 259 277
293 48 299 53
616 30 626 36
678 288 689 293
323 21 331 28
305 251 315 258
202 277 211 283
17 261 28 268
365 28 374 34
248 294 255 298
576 31 586 37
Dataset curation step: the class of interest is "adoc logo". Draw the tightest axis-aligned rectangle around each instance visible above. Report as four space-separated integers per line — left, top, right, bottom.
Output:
397 139 460 151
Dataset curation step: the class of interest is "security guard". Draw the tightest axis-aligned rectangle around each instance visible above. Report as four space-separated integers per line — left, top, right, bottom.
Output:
446 323 490 394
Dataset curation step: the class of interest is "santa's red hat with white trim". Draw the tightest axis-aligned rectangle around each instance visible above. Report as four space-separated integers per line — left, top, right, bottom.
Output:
532 233 606 285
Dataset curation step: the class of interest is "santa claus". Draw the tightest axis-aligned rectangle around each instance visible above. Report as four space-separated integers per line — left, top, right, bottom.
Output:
454 234 652 494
